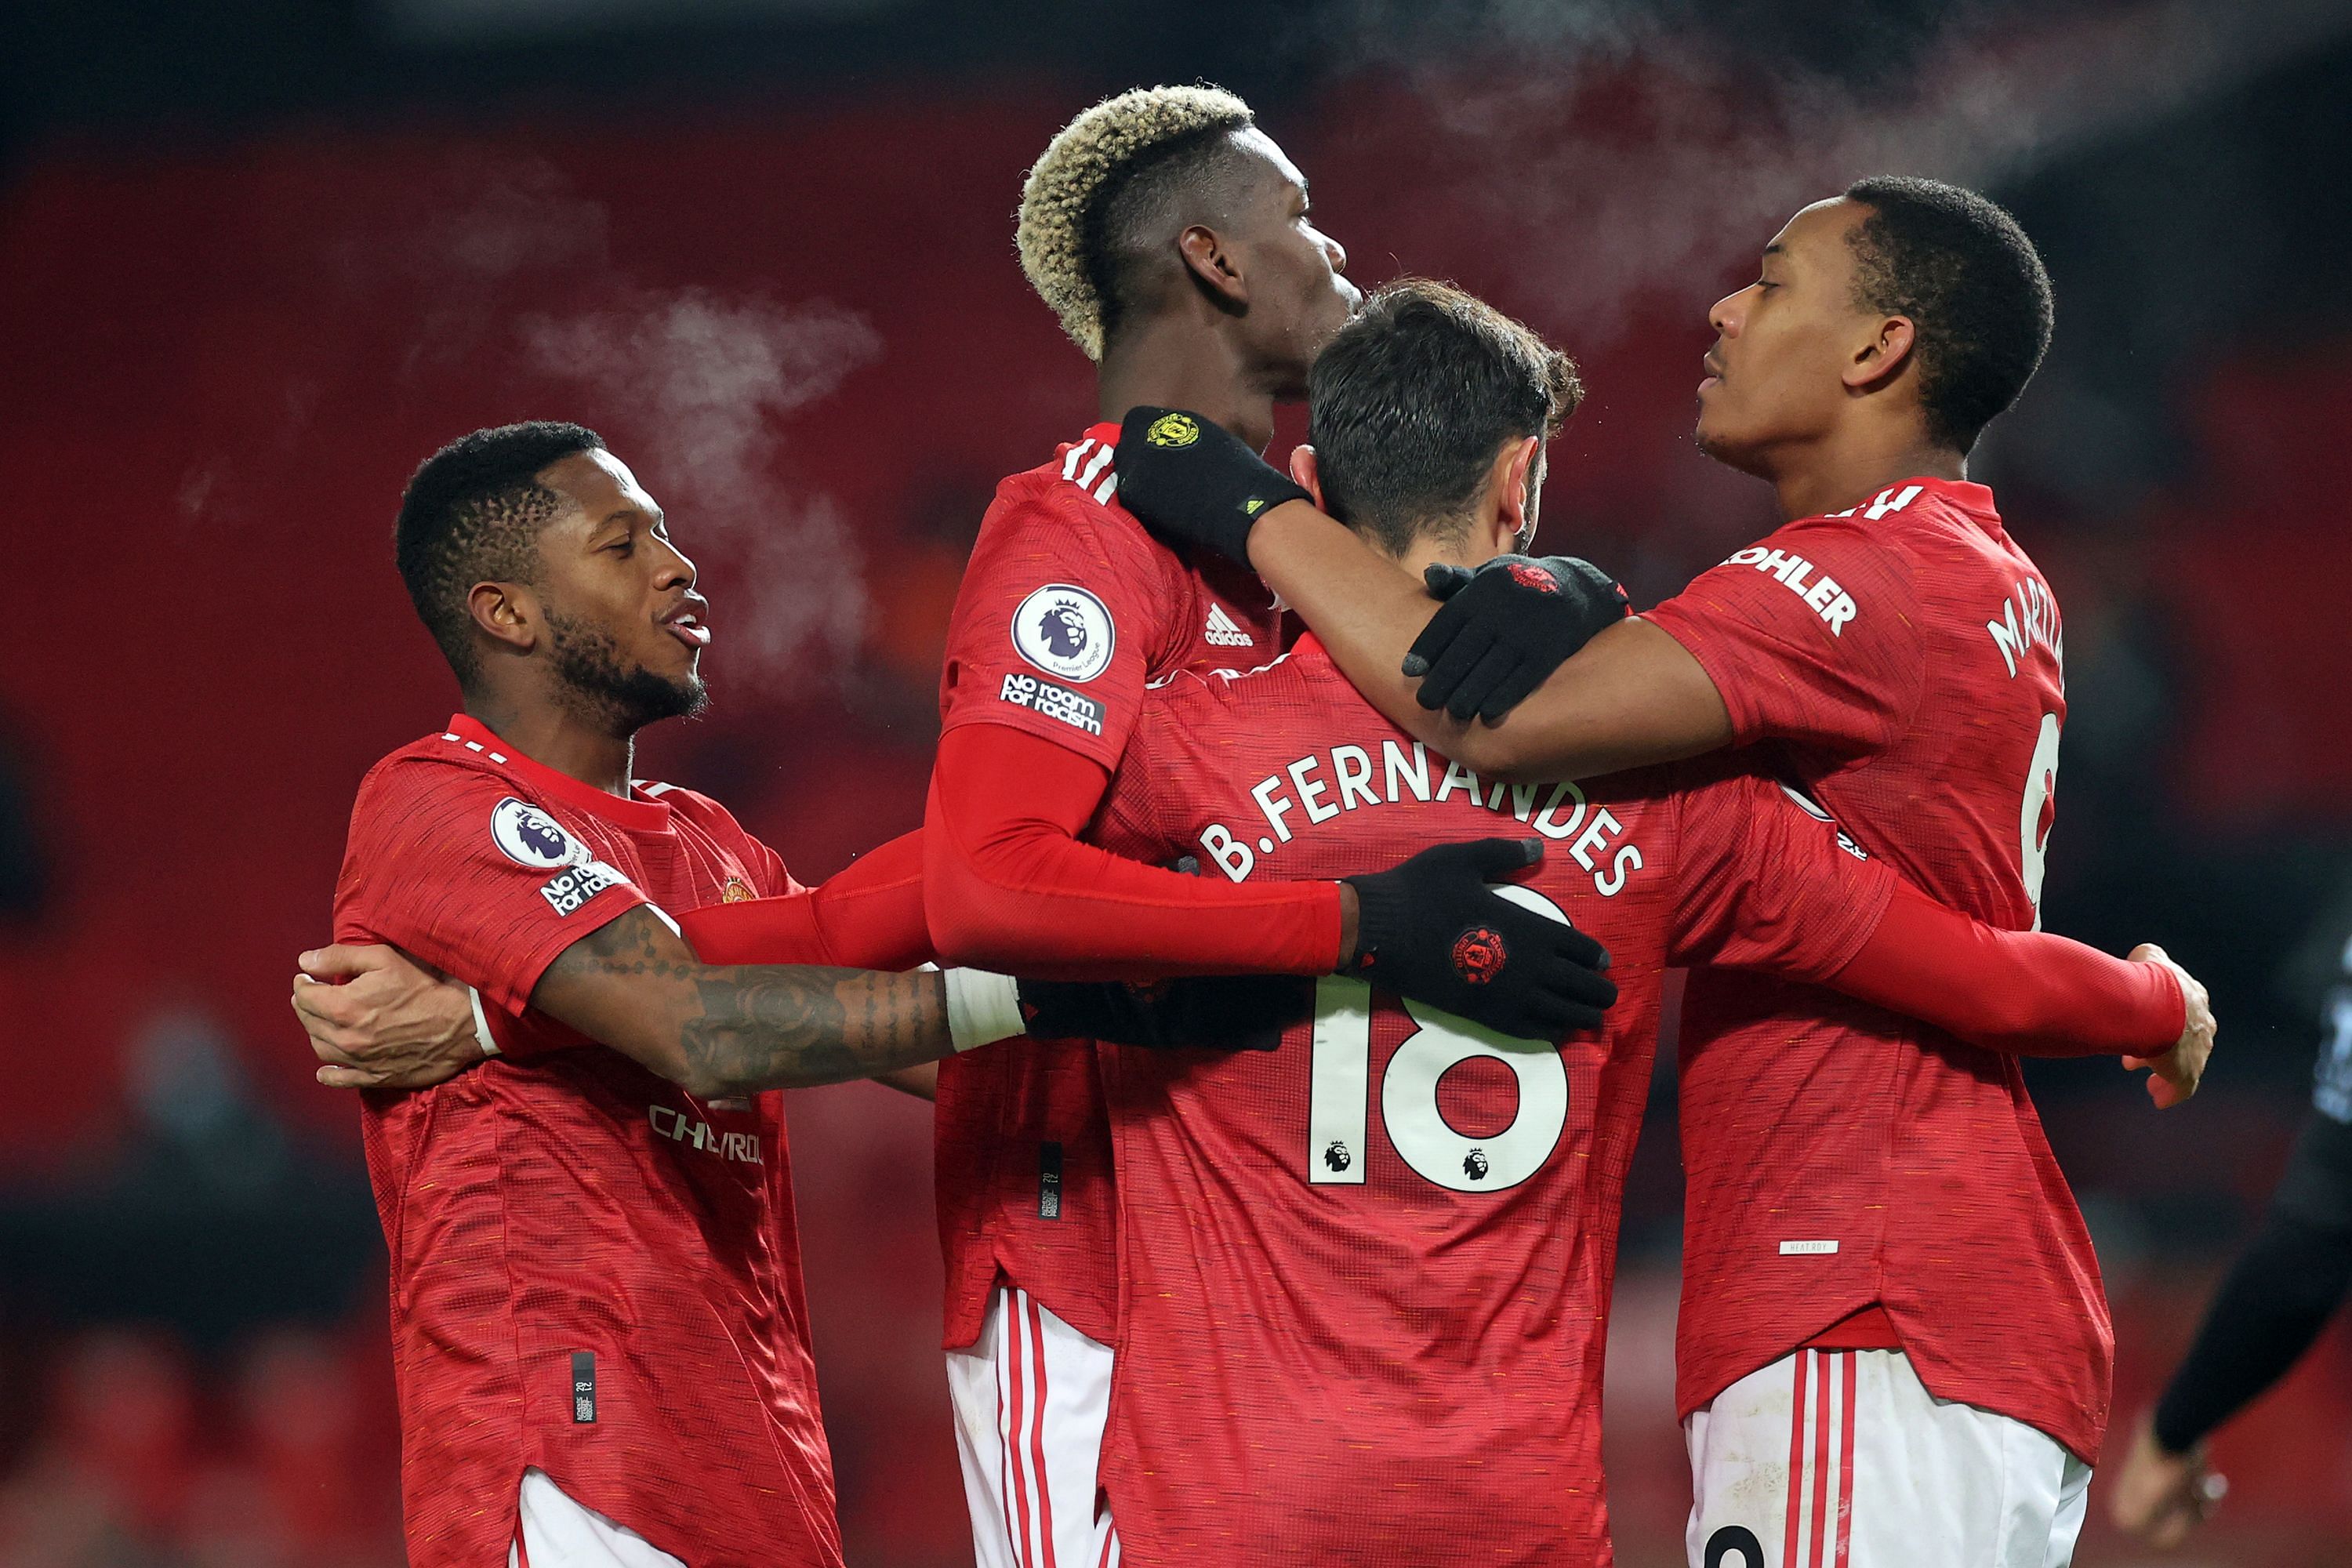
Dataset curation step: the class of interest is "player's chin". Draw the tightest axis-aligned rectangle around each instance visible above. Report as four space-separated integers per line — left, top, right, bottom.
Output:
1693 412 1757 470
653 668 711 721
647 633 701 678
643 645 711 711
1693 382 1726 430
1305 284 1359 347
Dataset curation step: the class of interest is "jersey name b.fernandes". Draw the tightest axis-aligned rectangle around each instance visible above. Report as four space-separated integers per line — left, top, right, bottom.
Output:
1087 640 1899 1563
332 716 840 1568
1643 476 2103 1460
927 423 1282 1348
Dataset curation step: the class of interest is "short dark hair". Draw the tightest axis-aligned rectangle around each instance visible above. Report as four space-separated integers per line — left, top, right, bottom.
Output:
394 421 604 683
1843 176 2053 453
1307 279 1582 557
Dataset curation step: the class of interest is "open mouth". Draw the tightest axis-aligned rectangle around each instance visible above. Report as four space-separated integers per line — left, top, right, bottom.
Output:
662 607 712 649
1699 352 1725 394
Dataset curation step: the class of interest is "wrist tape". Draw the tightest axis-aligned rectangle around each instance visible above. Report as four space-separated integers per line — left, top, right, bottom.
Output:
467 986 501 1058
943 969 1024 1053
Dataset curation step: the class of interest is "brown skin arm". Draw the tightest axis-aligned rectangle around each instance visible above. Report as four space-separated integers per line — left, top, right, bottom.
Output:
295 939 952 1098
532 906 956 1099
1455 619 1733 781
295 945 484 1091
870 1062 940 1101
1247 502 1734 781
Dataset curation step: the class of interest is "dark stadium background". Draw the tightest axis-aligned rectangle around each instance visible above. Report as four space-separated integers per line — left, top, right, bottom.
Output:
2 1 2349 1563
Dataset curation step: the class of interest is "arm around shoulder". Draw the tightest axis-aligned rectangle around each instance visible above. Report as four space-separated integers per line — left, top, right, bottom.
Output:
1446 618 1733 782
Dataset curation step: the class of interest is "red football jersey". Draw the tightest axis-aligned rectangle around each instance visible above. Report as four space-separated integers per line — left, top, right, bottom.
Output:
931 421 1282 1348
332 715 842 1568
1642 477 2102 1458
1087 637 1898 1563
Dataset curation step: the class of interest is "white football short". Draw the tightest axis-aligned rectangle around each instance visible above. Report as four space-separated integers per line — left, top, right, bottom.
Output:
945 1283 1123 1568
508 1466 687 1568
1684 1347 2091 1568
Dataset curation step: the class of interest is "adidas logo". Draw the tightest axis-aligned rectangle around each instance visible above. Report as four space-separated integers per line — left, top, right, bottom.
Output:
1203 604 1254 648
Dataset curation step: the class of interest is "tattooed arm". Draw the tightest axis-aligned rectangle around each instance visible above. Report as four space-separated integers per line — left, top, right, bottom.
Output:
531 906 954 1098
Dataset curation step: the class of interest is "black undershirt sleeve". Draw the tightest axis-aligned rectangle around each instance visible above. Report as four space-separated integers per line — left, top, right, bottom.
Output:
2152 1111 2352 1454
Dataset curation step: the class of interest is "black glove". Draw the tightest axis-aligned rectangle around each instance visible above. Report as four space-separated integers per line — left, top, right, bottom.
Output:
1017 975 1307 1051
1341 837 1616 1039
1401 554 1632 724
1112 405 1310 564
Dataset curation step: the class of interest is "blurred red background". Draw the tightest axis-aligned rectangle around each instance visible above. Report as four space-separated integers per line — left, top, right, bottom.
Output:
3 14 2351 1565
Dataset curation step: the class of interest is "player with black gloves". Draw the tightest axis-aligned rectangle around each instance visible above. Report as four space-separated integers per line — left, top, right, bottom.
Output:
1021 840 1619 1052
1115 405 1634 728
1118 184 2214 1565
1090 274 2208 1567
1406 556 1632 723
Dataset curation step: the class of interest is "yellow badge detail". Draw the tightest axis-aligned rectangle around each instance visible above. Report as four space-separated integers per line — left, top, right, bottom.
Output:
1244 498 1266 516
1145 412 1200 448
722 877 753 902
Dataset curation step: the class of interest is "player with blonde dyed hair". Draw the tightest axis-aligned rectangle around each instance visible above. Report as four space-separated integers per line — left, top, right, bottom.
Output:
916 87 1610 1568
1004 83 1360 448
1015 82 1254 360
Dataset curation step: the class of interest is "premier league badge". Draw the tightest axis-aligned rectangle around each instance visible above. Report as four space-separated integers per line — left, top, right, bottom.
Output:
490 797 586 869
1011 583 1116 684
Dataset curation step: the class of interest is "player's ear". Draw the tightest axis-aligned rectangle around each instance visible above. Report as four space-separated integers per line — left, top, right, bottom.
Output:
1846 314 1918 393
1487 436 1541 553
466 580 540 655
1289 445 1325 510
1177 223 1248 310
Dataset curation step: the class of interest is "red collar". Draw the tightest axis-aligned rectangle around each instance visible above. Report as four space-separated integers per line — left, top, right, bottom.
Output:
446 714 672 833
1824 475 1999 524
1915 475 1998 517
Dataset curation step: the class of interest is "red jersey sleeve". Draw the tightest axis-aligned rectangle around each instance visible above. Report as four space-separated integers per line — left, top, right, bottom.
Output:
1833 883 2186 1058
1666 768 2187 1057
924 724 1341 976
936 479 1180 773
677 829 937 971
332 757 648 1017
1665 768 1894 981
1642 514 1927 756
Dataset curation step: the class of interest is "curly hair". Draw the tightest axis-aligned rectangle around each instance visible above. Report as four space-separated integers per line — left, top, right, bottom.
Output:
1844 176 2054 454
1015 84 1256 360
394 421 604 684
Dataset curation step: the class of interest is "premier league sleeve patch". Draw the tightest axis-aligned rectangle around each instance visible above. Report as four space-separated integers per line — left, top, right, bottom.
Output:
492 797 583 868
1011 584 1116 684
489 797 634 914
